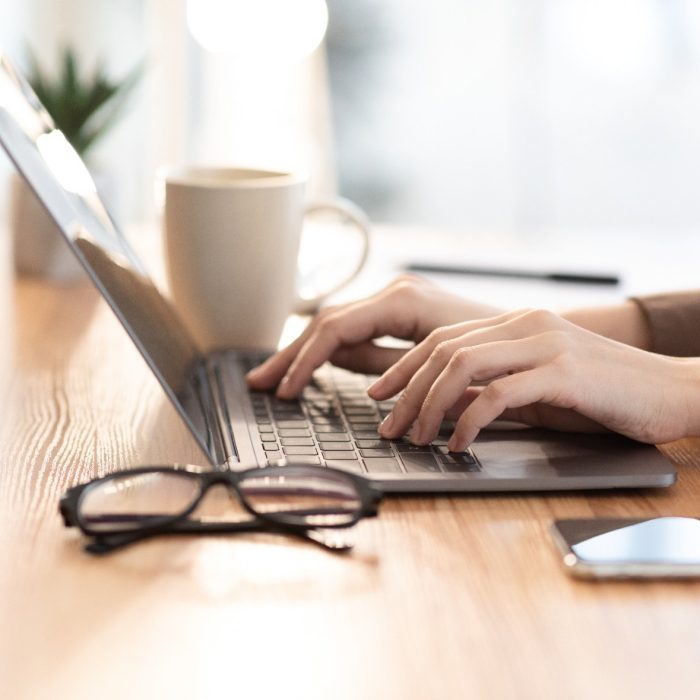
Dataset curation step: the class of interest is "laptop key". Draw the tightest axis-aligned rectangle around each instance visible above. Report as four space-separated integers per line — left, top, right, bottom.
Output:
437 448 476 463
285 456 321 465
264 451 283 461
356 439 390 449
360 448 394 458
363 457 402 473
280 437 315 447
313 424 346 433
326 460 364 473
262 443 280 451
304 398 333 408
282 446 318 456
272 411 305 421
258 425 274 433
440 459 481 473
260 434 278 443
401 453 441 473
341 400 373 408
308 413 341 423
353 430 381 439
310 416 343 426
322 450 358 460
319 442 354 451
344 407 377 416
270 400 301 410
276 420 309 429
306 406 337 416
277 428 311 438
313 431 350 441
346 417 379 427
395 442 433 453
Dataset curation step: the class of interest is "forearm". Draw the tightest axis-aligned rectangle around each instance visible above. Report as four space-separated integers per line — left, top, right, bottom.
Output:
561 301 652 350
672 357 700 438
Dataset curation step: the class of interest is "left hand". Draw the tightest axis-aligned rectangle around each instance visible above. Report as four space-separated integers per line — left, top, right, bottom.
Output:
246 275 502 397
368 308 699 450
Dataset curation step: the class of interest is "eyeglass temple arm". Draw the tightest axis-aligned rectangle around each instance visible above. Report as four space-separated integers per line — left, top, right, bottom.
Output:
85 521 353 555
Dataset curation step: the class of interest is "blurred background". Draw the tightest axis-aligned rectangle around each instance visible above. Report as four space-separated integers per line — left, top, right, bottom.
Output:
2 0 700 242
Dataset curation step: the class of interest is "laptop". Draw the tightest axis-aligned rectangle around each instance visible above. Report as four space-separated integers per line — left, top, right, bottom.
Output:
0 54 676 492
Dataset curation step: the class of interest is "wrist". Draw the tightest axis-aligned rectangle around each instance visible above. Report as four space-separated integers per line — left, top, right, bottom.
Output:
673 358 700 438
561 301 652 350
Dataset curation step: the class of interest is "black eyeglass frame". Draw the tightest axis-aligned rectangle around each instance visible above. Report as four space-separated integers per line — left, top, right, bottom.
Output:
60 464 383 543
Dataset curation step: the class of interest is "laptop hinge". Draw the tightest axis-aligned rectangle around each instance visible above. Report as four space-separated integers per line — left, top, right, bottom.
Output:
192 359 234 469
198 359 239 469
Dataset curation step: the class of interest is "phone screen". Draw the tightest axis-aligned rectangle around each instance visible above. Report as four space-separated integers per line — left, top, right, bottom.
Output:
551 517 700 577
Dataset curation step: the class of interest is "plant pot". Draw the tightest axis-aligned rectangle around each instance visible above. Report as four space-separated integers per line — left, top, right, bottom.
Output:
9 173 83 282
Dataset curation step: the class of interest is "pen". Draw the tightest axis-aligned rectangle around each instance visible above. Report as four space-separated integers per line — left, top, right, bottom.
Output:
405 263 620 286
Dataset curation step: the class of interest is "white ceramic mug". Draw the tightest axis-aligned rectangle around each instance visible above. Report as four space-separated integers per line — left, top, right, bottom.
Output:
163 167 370 350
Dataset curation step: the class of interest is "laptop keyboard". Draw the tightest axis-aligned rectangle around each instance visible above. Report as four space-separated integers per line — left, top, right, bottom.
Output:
245 362 480 476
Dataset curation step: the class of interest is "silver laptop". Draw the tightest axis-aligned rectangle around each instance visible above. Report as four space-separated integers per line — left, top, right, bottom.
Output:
0 54 676 492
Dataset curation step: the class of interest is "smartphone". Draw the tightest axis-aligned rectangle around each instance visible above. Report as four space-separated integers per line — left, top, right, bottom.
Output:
551 517 700 579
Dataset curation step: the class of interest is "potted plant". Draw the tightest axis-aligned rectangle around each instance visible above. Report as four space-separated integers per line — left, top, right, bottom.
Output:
10 47 142 281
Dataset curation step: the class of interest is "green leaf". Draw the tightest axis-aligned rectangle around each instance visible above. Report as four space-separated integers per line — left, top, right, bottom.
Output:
24 45 144 156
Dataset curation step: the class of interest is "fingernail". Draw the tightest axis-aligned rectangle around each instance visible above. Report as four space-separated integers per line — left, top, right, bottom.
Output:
409 423 424 445
245 366 262 379
276 376 292 398
448 434 468 452
368 376 385 395
379 413 395 435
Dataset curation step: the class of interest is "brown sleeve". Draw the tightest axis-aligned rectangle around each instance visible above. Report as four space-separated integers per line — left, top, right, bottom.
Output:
630 290 700 357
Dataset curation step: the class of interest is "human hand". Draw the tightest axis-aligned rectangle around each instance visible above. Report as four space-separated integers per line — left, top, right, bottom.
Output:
246 276 503 398
368 308 699 449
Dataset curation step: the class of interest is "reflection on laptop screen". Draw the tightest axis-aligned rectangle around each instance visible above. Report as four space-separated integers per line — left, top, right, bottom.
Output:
0 54 213 461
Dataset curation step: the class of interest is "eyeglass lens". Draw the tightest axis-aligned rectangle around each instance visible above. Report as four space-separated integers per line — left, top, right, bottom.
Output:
238 471 362 527
79 471 200 532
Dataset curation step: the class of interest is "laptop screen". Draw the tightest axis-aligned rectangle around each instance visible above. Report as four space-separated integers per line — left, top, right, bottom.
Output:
0 54 215 464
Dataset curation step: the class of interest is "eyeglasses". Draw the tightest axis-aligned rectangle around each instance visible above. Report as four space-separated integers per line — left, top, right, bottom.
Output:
60 464 383 555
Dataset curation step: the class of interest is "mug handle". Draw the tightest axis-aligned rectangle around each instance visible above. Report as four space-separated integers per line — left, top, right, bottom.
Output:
294 198 371 315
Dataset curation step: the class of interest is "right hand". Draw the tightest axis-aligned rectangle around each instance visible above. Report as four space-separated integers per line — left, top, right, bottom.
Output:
245 276 503 398
368 307 697 448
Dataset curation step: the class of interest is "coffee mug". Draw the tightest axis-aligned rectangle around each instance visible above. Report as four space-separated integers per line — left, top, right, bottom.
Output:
162 167 370 350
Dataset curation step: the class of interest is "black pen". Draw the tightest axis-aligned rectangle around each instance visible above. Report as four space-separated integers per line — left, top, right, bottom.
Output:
405 263 620 286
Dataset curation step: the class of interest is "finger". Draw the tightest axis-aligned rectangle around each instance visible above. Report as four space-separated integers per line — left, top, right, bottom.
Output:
446 387 605 432
406 335 558 444
444 387 481 420
368 308 532 400
248 275 427 392
447 367 561 450
245 305 345 390
377 328 512 439
276 289 425 398
330 343 407 375
502 403 605 433
381 328 559 441
245 333 312 390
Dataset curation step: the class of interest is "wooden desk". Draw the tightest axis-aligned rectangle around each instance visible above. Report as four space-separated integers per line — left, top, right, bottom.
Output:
2 276 700 700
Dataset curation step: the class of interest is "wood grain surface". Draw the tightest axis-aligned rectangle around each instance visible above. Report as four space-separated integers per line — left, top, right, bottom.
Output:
2 278 700 700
